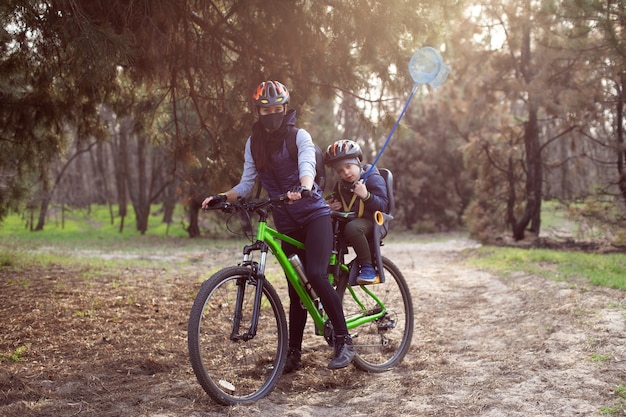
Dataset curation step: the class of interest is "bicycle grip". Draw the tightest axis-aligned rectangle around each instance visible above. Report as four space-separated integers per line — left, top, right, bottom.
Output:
288 185 311 198
202 194 227 210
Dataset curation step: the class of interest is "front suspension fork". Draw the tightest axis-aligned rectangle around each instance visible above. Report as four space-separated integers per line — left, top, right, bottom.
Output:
230 241 269 341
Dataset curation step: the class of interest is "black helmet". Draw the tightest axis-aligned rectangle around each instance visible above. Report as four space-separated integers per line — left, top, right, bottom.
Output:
324 139 363 170
252 80 290 107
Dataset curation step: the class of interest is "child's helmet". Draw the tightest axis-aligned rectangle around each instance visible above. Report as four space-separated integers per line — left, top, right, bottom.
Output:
324 140 363 169
252 81 290 107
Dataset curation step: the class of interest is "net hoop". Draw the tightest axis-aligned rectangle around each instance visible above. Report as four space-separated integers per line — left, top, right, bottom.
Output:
408 46 450 88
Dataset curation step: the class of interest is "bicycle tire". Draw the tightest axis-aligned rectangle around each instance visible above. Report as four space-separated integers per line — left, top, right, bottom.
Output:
338 256 414 372
187 266 288 405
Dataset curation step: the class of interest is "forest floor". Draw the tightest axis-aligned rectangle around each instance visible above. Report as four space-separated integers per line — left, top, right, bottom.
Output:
1 234 625 416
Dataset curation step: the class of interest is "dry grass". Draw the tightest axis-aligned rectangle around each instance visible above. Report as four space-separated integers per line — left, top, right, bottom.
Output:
1 238 625 416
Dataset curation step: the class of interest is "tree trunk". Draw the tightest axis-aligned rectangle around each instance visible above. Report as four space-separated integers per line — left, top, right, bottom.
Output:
617 74 626 205
187 199 201 238
521 103 543 238
33 138 99 231
129 133 150 235
511 118 543 242
506 154 517 232
34 168 51 231
162 175 177 230
115 121 129 233
511 15 543 241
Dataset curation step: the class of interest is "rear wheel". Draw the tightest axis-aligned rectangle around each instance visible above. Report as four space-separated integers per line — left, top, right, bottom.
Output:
339 257 414 372
187 266 288 405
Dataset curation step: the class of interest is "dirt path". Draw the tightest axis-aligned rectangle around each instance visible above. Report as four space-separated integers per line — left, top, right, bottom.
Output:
1 236 625 416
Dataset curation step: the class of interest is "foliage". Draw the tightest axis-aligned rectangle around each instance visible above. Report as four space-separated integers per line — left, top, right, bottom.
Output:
2 0 626 241
381 97 472 232
0 0 115 221
1 0 453 234
453 0 626 241
565 198 626 245
461 111 523 241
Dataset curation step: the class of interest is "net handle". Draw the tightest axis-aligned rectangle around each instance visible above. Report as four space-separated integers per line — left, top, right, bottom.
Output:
362 47 449 182
362 83 418 182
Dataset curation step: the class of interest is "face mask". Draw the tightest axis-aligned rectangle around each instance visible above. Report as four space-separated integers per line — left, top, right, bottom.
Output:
259 112 284 132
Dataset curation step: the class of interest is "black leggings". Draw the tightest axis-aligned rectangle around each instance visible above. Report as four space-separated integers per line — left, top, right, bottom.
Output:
282 215 348 351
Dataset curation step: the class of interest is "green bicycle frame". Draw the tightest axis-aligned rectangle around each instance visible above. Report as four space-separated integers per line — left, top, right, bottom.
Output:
255 220 386 335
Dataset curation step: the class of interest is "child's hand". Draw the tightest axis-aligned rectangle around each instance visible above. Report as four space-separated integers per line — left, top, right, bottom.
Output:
353 180 368 199
328 200 342 210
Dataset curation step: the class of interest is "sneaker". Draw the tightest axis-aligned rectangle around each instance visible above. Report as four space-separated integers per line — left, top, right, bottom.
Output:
283 348 302 374
356 263 377 285
328 334 355 370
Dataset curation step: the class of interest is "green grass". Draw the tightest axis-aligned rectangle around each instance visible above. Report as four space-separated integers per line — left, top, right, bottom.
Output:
4 202 626 292
0 204 246 273
600 383 626 415
465 199 626 291
0 203 243 243
0 346 27 362
541 200 578 234
466 246 626 291
0 203 191 242
591 353 612 364
542 199 626 244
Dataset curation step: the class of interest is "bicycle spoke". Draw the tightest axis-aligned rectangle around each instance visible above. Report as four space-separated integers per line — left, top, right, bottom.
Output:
342 257 414 372
188 267 288 405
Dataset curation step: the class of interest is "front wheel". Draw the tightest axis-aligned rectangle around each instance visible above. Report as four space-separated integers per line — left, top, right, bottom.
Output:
187 266 288 405
339 256 414 372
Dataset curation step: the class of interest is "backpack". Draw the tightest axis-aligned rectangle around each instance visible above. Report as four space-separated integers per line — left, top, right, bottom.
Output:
253 127 327 198
285 127 326 192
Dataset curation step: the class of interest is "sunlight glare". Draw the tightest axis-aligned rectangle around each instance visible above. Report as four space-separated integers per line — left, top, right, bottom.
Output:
467 4 507 50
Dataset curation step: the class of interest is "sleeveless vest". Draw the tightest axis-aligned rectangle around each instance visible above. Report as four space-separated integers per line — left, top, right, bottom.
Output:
258 141 330 233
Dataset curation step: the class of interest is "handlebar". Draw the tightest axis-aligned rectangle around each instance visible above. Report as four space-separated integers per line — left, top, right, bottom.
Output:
204 194 380 228
206 200 378 223
202 194 292 214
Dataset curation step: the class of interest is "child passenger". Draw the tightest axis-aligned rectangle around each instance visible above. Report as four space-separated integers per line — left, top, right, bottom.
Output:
323 140 389 284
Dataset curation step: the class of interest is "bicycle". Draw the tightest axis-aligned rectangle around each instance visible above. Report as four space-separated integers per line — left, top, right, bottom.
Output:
187 193 414 405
